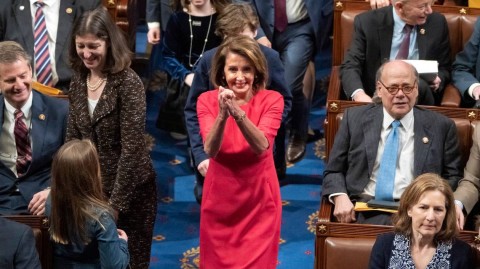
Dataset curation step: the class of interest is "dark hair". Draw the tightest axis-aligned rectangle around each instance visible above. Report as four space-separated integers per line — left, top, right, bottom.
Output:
210 35 268 93
171 0 231 13
215 2 259 39
68 6 131 74
49 139 112 245
392 173 458 242
0 41 32 65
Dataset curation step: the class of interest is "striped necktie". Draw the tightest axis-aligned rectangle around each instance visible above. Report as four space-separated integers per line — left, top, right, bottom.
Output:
14 110 32 177
33 1 53 86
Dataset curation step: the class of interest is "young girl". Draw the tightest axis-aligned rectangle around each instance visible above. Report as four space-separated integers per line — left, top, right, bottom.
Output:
48 139 129 269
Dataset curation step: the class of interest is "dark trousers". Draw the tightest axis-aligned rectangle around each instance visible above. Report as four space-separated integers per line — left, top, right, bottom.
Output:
273 18 315 140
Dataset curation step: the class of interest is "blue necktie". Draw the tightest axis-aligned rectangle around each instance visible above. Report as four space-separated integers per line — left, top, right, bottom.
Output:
375 120 401 201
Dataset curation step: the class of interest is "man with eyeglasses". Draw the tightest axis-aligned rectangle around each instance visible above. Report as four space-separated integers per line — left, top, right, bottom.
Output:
340 0 449 106
322 60 465 225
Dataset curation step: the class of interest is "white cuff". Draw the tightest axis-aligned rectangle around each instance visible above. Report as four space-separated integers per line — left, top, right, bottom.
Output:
328 193 348 204
147 22 160 30
468 83 480 98
351 89 365 100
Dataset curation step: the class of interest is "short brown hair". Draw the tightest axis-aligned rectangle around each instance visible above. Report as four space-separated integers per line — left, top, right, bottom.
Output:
68 6 131 74
49 139 112 245
215 2 259 39
393 173 458 242
210 35 268 93
0 41 32 65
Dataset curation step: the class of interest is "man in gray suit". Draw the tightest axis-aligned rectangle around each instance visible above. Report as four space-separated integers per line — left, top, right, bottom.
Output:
322 60 463 225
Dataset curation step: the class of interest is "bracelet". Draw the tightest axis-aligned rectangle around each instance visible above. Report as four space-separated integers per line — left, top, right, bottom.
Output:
235 111 246 122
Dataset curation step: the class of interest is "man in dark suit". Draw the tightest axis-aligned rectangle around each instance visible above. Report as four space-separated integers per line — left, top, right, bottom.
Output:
0 217 41 269
249 0 332 163
0 41 68 215
340 0 450 105
186 2 292 203
323 60 463 225
0 0 100 92
145 0 172 45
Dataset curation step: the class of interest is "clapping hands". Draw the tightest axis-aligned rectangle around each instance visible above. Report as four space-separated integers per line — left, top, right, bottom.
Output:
218 86 242 119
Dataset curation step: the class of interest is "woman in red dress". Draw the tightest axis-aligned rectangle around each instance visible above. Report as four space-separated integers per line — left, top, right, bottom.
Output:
197 35 284 268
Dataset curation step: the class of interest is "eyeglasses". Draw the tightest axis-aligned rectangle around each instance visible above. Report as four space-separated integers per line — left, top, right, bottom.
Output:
378 80 417 95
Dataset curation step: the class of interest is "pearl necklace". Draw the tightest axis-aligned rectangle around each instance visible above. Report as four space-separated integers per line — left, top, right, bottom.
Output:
188 8 214 68
86 73 106 92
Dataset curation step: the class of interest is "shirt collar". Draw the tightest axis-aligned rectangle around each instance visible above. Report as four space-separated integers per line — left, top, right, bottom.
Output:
392 6 414 33
30 0 54 7
4 91 33 119
382 107 414 130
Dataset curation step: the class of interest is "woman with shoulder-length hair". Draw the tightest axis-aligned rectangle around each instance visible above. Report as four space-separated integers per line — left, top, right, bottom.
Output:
197 35 284 268
369 173 475 269
66 6 157 269
48 139 129 269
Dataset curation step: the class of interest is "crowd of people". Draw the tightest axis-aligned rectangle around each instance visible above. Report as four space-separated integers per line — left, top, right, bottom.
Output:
3 0 480 268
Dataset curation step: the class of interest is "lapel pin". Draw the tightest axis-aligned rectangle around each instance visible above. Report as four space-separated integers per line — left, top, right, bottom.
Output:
19 5 24 10
420 28 425 35
66 8 73 14
422 137 429 144
39 114 45 120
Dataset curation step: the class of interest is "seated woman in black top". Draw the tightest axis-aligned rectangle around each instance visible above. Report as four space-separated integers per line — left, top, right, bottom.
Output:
369 173 475 269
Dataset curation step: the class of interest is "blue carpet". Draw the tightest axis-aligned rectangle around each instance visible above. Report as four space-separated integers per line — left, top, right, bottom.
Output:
138 26 331 268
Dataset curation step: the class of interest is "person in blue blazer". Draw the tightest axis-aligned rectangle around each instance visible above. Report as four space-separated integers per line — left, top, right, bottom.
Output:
0 217 41 269
0 41 68 216
452 18 480 107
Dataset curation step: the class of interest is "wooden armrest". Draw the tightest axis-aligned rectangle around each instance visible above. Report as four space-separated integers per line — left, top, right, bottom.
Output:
32 81 68 100
318 196 334 223
327 66 343 101
441 83 462 107
32 81 63 95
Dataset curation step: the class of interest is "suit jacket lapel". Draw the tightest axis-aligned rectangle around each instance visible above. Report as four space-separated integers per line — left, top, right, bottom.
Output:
91 74 118 125
56 0 75 64
13 0 34 56
378 8 394 61
416 24 427 59
30 91 47 165
364 105 383 175
413 108 433 176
